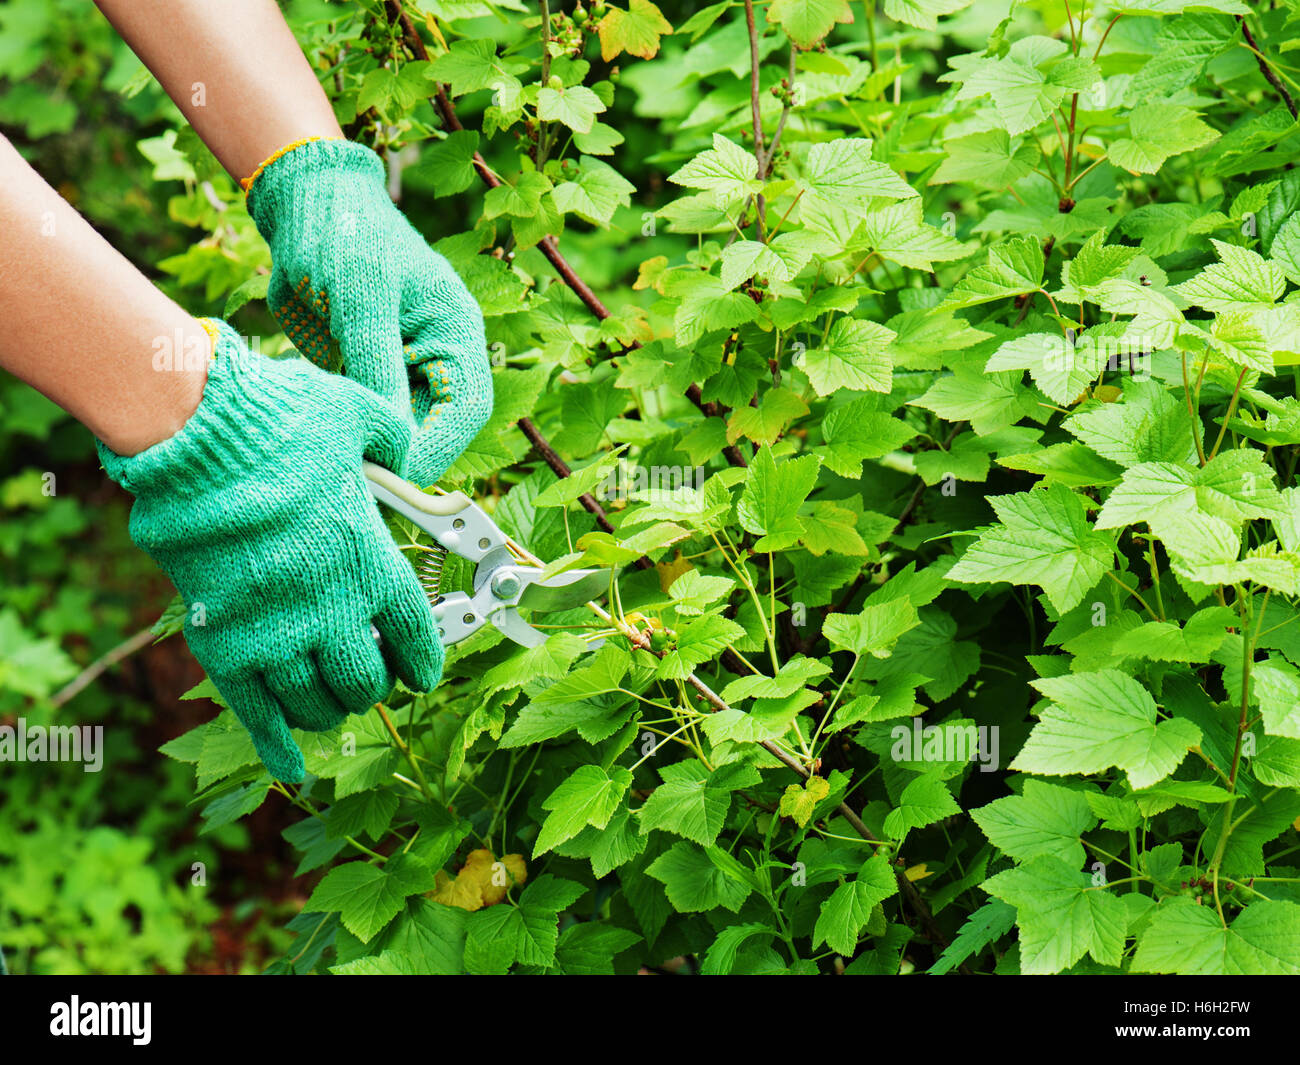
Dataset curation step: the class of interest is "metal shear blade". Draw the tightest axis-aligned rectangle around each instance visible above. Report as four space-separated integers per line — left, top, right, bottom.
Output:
363 462 606 648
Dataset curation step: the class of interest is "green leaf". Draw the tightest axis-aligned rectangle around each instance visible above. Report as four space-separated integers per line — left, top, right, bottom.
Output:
1134 899 1300 974
985 331 1108 406
553 923 642 975
1013 669 1201 789
637 761 758 845
1065 379 1197 467
931 129 1037 188
647 841 753 912
882 773 960 839
813 854 898 955
804 317 895 396
463 902 524 974
929 899 1016 975
947 482 1113 613
550 156 635 224
1174 239 1285 313
823 598 920 657
223 273 269 318
941 237 1044 309
305 856 436 943
531 643 629 704
726 386 808 445
656 614 747 679
972 780 1096 867
767 0 853 47
719 239 791 291
855 199 972 270
1108 104 1219 173
817 402 917 478
482 170 552 219
669 132 763 205
720 656 832 703
912 365 1037 436
944 40 1093 137
736 445 821 551
326 790 399 843
429 39 508 96
537 84 607 134
422 129 480 197
798 137 916 206
885 0 974 30
1096 449 1286 537
700 922 778 975
534 765 633 856
533 447 626 507
982 855 1126 974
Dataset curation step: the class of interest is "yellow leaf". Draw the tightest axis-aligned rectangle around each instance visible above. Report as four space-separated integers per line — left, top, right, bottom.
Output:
423 13 449 53
633 255 668 293
1094 384 1123 403
430 849 527 911
779 776 830 827
597 0 674 61
656 552 693 592
905 862 931 882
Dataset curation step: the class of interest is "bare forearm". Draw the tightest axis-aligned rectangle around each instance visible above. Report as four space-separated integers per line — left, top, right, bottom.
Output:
94 0 342 181
0 136 208 456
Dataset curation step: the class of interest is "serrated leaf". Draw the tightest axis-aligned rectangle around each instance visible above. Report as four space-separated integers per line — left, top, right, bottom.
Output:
1013 669 1201 789
982 856 1126 974
1134 899 1300 974
813 855 898 955
972 780 1096 867
947 482 1113 612
1108 104 1219 174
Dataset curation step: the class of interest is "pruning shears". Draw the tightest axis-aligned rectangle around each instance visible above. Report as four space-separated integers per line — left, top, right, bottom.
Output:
363 462 608 648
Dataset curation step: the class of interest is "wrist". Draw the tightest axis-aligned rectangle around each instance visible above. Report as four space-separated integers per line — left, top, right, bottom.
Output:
243 138 387 239
97 319 262 493
96 318 214 458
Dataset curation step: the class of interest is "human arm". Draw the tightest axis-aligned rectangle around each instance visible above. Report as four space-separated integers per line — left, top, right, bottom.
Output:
0 133 208 455
92 0 342 182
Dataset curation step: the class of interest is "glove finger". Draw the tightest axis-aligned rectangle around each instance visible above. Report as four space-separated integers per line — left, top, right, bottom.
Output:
268 269 335 370
264 655 350 732
373 562 443 692
329 284 411 414
343 379 414 475
217 675 305 784
401 271 492 487
318 625 395 714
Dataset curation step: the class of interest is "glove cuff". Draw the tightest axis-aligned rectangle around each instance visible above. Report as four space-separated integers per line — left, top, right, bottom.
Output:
243 138 386 239
97 320 326 496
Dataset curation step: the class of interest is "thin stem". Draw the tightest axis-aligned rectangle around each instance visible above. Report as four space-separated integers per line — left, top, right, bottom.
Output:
743 0 767 236
1182 353 1208 465
537 0 551 167
1238 18 1300 118
1093 14 1122 61
376 702 435 803
1208 368 1248 462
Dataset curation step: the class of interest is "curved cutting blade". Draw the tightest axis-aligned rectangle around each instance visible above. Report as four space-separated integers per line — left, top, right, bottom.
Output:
517 568 612 613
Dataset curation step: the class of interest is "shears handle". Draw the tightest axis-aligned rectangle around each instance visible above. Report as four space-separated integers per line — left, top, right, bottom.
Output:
362 462 506 564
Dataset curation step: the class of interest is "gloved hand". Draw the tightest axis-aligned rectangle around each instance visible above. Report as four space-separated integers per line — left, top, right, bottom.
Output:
244 137 492 488
97 319 442 783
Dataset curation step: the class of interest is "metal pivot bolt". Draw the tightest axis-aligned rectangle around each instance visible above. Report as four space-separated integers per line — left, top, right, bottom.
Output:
490 572 522 600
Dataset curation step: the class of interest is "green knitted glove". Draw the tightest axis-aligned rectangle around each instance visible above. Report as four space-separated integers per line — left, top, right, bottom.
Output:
244 137 492 488
97 319 442 783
